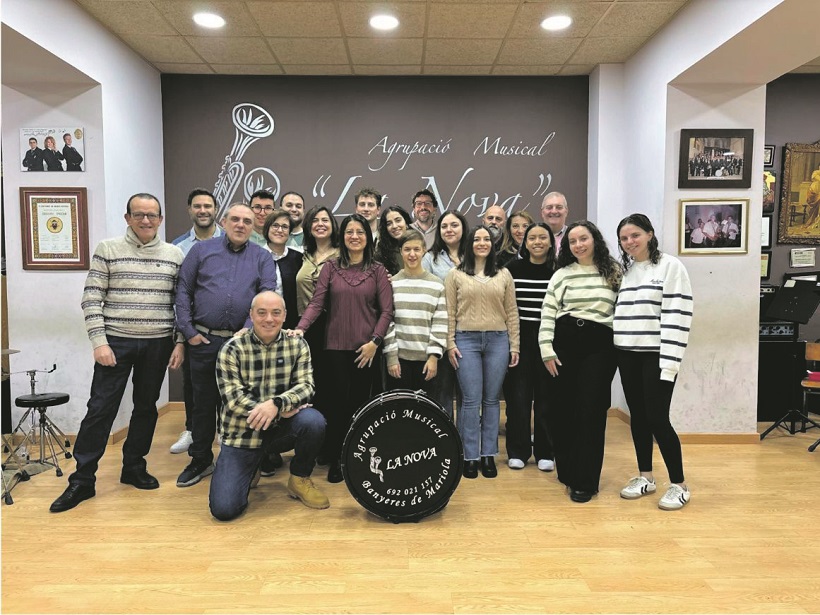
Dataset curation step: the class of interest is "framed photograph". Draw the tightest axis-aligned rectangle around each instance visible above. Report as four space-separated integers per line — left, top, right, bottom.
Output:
764 145 775 168
761 252 771 280
679 198 749 255
763 170 777 213
762 215 773 249
678 128 754 189
20 127 85 172
777 141 820 245
19 187 89 270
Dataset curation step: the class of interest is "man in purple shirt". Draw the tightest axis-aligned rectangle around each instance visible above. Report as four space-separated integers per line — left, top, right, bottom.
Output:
175 203 279 488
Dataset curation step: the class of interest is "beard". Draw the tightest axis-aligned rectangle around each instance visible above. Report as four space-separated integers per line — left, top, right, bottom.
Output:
487 225 501 240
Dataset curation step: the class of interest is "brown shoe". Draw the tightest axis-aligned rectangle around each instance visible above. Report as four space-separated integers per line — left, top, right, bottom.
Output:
287 475 330 509
250 467 261 490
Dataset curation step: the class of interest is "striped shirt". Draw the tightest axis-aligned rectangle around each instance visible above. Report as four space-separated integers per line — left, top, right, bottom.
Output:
216 328 314 449
614 254 693 381
81 228 183 349
506 259 554 325
383 270 448 366
539 262 618 361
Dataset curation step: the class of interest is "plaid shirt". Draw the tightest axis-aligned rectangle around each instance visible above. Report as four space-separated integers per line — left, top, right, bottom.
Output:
216 328 314 449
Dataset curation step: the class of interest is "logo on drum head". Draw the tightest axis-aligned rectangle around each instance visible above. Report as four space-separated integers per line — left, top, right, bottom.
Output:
368 447 384 482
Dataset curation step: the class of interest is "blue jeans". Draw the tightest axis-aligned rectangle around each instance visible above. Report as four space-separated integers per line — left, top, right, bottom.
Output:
454 331 510 461
70 336 173 486
209 407 325 521
187 332 231 465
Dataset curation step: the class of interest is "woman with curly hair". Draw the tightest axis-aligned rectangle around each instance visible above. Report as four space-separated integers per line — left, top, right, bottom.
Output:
374 206 412 275
538 220 621 503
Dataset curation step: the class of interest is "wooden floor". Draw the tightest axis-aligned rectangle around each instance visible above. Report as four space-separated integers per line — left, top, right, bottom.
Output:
2 412 820 615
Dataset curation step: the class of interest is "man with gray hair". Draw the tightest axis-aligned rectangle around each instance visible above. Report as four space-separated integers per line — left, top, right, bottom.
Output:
540 192 569 254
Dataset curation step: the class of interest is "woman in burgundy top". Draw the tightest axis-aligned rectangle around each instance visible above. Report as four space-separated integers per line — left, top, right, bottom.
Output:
293 213 393 483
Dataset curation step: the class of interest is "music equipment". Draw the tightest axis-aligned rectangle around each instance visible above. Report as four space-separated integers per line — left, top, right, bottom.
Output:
342 390 463 523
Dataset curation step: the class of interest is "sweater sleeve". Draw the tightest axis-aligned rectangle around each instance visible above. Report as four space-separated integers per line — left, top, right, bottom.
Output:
659 258 694 381
502 269 520 353
538 269 562 361
427 284 448 358
81 242 111 349
444 270 458 351
372 265 394 340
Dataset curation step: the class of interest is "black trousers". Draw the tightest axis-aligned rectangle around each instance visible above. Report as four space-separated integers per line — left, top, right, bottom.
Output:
386 358 440 401
616 350 685 483
323 350 374 461
546 316 616 493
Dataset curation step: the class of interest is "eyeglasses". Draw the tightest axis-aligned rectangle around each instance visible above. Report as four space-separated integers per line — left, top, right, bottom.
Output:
270 223 290 232
251 205 274 214
129 212 161 221
414 200 434 208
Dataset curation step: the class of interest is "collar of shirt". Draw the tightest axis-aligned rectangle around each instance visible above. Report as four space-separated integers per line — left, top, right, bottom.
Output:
249 328 285 347
223 233 249 252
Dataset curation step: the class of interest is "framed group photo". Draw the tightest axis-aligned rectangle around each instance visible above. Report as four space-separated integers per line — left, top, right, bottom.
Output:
679 198 749 255
678 128 754 189
777 141 820 245
19 187 90 270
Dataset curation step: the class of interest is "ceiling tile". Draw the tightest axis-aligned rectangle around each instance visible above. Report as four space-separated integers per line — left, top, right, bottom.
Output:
590 1 685 38
492 65 562 75
339 2 427 37
117 33 201 63
428 2 517 38
211 64 285 75
423 65 492 75
347 38 423 65
507 2 611 38
570 36 646 63
267 38 349 64
74 0 176 35
153 1 259 37
558 64 595 75
425 39 502 65
153 62 215 74
283 65 353 74
247 1 342 37
497 38 582 65
186 36 276 64
355 65 422 75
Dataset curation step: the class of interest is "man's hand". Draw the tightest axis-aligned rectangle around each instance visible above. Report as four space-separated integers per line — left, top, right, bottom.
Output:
187 333 210 346
168 344 184 370
93 345 116 367
233 328 248 338
247 399 279 431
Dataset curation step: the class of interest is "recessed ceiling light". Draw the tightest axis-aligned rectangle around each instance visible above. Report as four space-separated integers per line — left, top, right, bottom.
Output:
370 14 399 31
541 15 572 31
193 12 226 29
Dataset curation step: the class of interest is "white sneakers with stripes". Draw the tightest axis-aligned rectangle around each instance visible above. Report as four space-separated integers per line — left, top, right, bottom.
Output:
658 484 691 511
619 476 657 499
620 476 690 510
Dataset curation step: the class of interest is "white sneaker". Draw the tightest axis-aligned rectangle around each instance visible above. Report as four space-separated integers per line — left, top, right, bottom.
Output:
537 459 555 472
658 484 690 510
507 458 525 470
619 476 656 499
170 430 192 454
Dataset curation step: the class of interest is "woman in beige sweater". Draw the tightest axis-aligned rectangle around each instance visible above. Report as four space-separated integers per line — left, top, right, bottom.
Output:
446 225 520 479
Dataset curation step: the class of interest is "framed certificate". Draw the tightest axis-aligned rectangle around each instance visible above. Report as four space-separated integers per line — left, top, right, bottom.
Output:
19 187 89 270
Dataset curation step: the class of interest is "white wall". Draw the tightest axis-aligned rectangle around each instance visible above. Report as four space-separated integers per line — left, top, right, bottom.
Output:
2 0 165 434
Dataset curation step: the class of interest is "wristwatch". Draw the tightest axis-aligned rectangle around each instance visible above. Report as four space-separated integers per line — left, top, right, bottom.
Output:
371 335 382 346
272 396 284 410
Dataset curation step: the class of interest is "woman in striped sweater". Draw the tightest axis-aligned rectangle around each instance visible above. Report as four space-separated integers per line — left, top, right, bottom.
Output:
614 214 693 511
539 221 621 503
503 222 557 471
384 230 448 403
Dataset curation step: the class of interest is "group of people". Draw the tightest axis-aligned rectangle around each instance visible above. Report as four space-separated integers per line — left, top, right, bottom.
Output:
22 133 84 171
49 185 694 519
685 214 741 248
687 153 743 178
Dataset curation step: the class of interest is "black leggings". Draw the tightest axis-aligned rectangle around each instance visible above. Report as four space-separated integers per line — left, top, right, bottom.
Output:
616 350 685 484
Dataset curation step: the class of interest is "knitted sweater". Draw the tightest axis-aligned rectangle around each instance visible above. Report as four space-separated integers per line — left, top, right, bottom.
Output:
444 268 520 353
82 228 183 349
383 270 448 366
613 254 693 381
538 262 618 361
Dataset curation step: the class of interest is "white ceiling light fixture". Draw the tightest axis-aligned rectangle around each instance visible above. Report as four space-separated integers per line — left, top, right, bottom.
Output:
540 15 572 32
193 12 226 29
370 14 399 31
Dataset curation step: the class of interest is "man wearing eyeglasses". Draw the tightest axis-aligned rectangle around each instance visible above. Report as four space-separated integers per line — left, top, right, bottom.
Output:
248 189 276 247
540 192 569 254
409 189 438 250
51 193 185 513
175 203 280 489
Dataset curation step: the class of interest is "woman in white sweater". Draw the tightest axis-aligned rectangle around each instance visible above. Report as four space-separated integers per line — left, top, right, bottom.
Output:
614 214 693 511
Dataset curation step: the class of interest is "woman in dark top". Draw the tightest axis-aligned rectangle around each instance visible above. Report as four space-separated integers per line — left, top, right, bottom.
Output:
293 214 394 483
497 210 534 268
42 136 64 171
263 210 303 330
375 206 412 275
503 222 557 472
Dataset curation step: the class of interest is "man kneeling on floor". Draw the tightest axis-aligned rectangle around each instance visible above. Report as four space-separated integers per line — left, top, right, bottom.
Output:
210 291 329 520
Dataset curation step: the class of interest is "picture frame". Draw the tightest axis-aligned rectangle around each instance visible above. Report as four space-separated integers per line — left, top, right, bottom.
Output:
678 128 754 189
679 197 749 255
764 145 775 168
19 187 89 270
776 141 820 245
20 127 86 172
762 215 773 249
763 170 776 213
761 252 771 280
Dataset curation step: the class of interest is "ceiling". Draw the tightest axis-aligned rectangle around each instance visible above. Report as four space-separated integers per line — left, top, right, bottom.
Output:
71 0 820 77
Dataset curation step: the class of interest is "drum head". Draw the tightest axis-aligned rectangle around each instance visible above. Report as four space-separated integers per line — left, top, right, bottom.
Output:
342 390 463 523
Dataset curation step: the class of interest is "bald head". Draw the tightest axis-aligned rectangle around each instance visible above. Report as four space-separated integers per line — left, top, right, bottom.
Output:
249 291 286 343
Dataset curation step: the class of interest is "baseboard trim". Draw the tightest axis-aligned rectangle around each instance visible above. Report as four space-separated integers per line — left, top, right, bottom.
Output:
607 407 761 444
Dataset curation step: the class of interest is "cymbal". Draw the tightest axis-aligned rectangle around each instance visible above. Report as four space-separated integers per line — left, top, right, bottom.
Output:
1 349 20 355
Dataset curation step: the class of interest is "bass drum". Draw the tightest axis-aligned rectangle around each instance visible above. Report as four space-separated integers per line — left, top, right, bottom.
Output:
342 390 463 523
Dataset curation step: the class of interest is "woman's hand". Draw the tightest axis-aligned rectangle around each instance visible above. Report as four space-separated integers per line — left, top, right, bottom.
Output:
288 329 304 338
545 357 561 377
355 341 378 368
508 352 519 368
448 347 461 370
423 356 439 381
387 363 401 379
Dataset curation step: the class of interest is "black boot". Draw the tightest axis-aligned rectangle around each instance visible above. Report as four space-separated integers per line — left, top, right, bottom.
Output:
463 460 479 479
480 456 497 478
